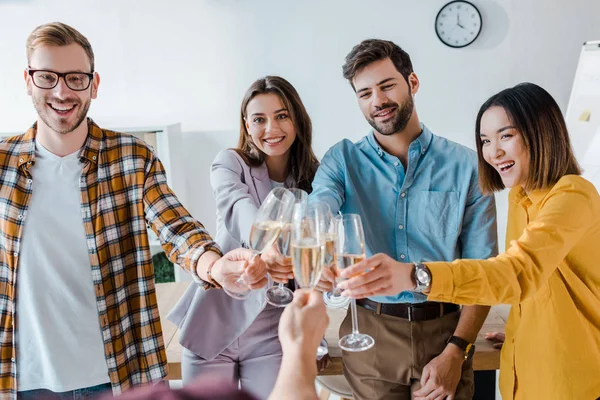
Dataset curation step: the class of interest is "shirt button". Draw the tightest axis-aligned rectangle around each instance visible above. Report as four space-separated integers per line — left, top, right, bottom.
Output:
400 254 406 259
401 192 406 198
17 215 24 220
13 252 18 257
394 161 399 166
27 179 32 184
92 155 97 161
10 358 15 363
19 158 24 163
398 224 404 230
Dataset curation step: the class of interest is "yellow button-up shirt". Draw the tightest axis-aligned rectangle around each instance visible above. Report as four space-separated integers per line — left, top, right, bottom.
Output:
427 175 600 400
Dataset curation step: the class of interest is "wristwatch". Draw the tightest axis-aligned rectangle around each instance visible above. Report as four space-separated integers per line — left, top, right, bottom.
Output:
447 335 476 360
413 262 432 293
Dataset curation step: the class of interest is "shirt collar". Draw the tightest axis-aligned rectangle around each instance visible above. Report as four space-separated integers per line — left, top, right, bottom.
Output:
18 123 37 168
79 118 102 164
19 118 101 166
366 123 433 159
509 185 550 207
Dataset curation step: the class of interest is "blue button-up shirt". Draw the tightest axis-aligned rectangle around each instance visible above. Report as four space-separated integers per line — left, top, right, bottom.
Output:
310 124 498 303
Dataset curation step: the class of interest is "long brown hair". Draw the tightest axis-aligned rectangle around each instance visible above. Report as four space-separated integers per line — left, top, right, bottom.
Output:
235 76 318 193
476 82 581 194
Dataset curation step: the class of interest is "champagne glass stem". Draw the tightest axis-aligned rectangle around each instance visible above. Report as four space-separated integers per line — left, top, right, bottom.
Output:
350 298 360 335
332 276 341 296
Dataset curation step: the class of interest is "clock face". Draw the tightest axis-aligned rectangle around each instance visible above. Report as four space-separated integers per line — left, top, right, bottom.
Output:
435 1 482 48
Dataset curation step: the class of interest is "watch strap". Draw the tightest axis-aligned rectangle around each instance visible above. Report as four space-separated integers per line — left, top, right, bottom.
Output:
447 335 475 360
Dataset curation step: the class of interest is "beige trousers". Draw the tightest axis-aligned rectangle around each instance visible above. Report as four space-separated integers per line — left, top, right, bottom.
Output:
340 304 474 400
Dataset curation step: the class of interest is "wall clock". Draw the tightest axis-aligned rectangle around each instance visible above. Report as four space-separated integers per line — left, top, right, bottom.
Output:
435 1 482 48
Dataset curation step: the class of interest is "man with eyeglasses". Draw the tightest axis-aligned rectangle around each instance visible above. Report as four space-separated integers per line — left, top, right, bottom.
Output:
1 22 267 400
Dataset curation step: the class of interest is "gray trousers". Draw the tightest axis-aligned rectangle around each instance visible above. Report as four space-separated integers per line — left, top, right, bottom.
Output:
182 305 284 400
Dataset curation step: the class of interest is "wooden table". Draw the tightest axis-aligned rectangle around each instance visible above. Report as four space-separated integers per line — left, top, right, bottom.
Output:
156 282 508 381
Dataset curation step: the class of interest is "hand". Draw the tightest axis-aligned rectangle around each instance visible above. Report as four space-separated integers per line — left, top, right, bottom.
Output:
337 254 416 298
413 346 464 400
278 289 329 360
485 332 505 349
212 248 268 290
314 266 335 293
262 244 293 284
269 290 327 400
317 353 331 373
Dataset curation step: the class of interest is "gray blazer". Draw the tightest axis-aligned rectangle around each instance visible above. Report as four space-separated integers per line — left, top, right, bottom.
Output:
167 149 294 360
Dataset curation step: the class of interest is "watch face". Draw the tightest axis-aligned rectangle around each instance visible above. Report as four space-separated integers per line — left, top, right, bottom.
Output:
416 268 431 285
435 1 482 48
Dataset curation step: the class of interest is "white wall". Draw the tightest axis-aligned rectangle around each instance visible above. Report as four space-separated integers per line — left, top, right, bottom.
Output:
1 0 599 248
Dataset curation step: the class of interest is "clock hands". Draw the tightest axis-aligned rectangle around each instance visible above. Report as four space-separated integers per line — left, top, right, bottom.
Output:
457 12 465 29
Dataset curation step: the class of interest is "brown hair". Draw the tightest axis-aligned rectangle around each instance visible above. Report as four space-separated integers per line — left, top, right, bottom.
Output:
342 39 413 88
476 82 581 194
26 22 95 71
236 76 318 193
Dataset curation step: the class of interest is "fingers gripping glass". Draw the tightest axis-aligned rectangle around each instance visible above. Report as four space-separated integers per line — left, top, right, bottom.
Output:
336 214 375 352
266 188 307 307
223 187 294 300
27 68 94 91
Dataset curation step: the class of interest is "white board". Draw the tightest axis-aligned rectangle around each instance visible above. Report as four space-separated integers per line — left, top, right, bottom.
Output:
566 40 600 183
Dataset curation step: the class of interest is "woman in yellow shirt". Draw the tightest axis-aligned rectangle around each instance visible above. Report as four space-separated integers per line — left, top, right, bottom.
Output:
338 82 600 400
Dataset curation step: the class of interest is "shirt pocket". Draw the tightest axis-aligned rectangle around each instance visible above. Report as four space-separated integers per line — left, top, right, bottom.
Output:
416 191 459 237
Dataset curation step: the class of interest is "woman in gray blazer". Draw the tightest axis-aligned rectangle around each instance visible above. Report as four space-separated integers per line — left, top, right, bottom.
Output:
168 76 319 399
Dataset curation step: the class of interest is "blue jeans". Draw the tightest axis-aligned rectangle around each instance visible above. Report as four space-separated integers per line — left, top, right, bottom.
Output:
18 382 112 399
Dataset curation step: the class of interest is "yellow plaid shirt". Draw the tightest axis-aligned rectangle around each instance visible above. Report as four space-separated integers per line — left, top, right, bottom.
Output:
0 119 221 398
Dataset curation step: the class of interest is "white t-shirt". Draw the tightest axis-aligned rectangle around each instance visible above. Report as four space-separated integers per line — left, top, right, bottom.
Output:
16 142 110 392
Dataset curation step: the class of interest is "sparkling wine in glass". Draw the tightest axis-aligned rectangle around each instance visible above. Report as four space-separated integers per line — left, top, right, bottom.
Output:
322 214 350 309
291 202 329 356
222 187 294 300
336 214 375 352
266 188 307 307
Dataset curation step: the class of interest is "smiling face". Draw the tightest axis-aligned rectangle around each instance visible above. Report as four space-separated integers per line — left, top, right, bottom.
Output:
352 58 417 136
244 93 297 159
479 106 530 189
25 43 99 135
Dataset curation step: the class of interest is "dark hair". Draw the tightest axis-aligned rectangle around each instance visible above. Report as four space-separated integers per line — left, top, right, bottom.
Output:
235 76 318 193
476 82 581 194
342 39 413 87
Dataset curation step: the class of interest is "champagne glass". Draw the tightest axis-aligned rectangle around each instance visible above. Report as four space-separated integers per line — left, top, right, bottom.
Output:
266 188 307 307
291 202 329 356
336 214 375 352
323 214 351 309
223 187 294 300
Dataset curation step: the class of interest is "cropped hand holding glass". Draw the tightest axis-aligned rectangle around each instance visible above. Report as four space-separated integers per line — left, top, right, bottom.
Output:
222 187 294 299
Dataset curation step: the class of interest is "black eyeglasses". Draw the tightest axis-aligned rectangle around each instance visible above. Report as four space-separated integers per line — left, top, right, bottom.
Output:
27 68 94 91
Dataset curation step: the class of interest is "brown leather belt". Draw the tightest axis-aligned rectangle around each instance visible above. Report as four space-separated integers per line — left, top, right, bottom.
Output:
356 298 459 321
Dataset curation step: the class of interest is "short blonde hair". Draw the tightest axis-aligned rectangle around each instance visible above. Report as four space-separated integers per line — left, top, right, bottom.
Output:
26 22 95 71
